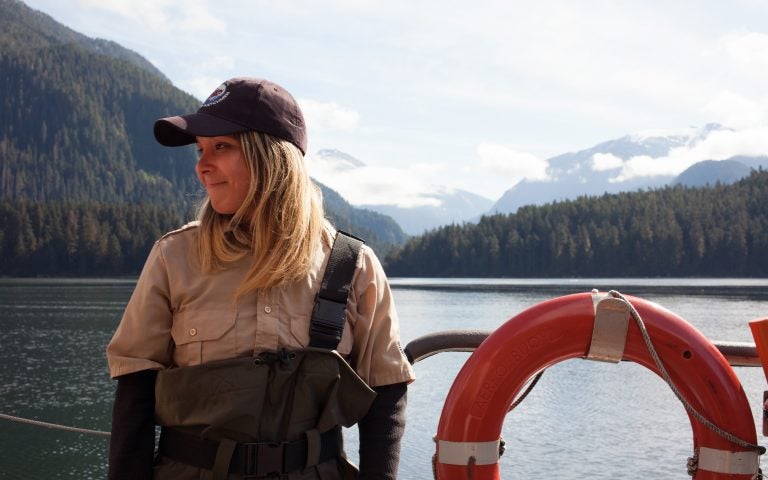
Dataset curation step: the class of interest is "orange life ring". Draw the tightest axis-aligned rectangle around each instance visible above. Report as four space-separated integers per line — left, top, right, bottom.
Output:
434 292 759 479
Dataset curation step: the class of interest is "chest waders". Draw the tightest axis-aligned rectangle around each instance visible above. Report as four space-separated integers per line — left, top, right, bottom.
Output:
153 232 374 480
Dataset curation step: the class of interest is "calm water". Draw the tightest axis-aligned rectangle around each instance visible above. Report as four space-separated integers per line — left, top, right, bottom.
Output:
1 277 768 479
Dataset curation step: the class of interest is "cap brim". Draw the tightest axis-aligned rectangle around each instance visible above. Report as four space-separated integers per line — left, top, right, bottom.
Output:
153 112 250 146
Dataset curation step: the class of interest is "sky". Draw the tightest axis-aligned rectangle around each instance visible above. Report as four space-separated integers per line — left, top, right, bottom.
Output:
20 0 768 206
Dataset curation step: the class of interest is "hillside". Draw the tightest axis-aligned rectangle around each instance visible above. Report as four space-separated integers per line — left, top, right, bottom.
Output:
361 187 493 235
674 156 768 187
386 170 768 277
0 0 405 275
0 0 165 78
0 0 200 209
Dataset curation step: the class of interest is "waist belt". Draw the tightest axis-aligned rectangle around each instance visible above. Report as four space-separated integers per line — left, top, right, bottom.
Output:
158 426 341 477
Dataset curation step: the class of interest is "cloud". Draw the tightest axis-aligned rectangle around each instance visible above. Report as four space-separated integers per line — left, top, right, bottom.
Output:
591 153 623 171
703 91 767 129
181 58 237 99
476 143 550 186
79 0 225 34
717 30 768 71
300 99 361 133
611 126 768 182
307 153 445 208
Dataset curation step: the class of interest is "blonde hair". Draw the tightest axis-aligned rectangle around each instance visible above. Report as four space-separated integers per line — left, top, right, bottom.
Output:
195 131 326 296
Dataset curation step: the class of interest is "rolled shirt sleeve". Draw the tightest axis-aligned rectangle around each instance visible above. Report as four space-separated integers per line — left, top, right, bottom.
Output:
107 241 174 378
347 245 415 387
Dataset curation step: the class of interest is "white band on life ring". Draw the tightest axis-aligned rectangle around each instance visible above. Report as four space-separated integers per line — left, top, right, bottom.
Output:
437 439 500 465
697 447 759 475
587 296 630 363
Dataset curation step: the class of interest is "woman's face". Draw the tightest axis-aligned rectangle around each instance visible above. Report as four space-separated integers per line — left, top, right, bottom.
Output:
195 135 251 214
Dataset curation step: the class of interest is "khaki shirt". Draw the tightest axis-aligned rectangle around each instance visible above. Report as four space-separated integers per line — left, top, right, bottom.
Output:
107 223 415 388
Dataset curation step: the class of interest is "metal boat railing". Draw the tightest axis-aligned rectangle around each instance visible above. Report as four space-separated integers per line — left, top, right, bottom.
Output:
404 329 760 367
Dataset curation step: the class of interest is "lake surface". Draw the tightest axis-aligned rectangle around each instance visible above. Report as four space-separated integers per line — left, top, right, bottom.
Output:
1 277 767 479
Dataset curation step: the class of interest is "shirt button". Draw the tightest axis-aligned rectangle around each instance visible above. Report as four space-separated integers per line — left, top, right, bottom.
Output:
189 328 197 336
264 306 272 314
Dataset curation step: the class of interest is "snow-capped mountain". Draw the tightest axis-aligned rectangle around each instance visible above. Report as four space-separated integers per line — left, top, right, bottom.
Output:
313 148 366 171
489 123 759 214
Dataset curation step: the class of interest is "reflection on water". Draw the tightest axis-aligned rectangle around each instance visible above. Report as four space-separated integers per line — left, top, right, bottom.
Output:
0 278 767 479
0 279 127 479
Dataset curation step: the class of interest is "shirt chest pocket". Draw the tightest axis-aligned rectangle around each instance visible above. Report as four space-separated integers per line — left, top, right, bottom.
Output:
171 309 237 366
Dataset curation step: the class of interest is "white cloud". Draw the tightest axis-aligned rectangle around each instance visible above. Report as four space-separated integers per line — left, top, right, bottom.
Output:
300 99 361 133
703 91 767 129
476 143 550 186
611 126 768 181
184 76 225 101
718 30 768 70
609 155 659 182
307 153 445 208
78 0 225 34
172 3 224 33
181 58 237 99
591 153 624 171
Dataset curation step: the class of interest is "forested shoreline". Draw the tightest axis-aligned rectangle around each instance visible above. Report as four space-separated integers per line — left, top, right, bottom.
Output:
3 171 767 278
385 170 768 277
0 200 187 276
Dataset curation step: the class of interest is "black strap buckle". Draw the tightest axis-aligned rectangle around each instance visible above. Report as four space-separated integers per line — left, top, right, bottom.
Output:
241 442 285 478
309 295 346 349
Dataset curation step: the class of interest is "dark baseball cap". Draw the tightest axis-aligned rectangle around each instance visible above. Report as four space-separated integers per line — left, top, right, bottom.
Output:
153 77 307 154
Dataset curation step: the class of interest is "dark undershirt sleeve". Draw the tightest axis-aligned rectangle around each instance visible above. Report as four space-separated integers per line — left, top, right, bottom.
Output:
357 382 408 480
108 369 157 480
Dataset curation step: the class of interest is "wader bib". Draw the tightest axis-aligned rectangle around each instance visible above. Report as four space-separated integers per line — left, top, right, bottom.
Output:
153 232 374 480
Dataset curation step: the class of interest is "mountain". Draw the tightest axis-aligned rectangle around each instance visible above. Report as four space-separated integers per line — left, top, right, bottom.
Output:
674 156 768 187
1 0 201 209
317 182 407 256
490 124 724 214
312 149 493 235
361 187 493 235
0 0 166 80
0 0 405 274
315 148 366 170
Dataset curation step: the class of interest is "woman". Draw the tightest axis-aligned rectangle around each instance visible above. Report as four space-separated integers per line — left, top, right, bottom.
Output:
106 77 415 480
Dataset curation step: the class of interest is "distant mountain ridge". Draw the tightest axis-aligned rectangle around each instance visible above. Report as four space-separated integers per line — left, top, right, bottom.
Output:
488 124 768 215
361 187 493 235
674 156 768 187
312 149 493 235
490 126 707 214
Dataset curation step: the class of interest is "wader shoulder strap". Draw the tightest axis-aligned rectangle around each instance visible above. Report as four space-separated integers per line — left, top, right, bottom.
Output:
309 231 365 349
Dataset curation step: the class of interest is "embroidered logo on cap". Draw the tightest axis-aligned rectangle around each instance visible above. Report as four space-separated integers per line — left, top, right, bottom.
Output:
202 83 230 107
